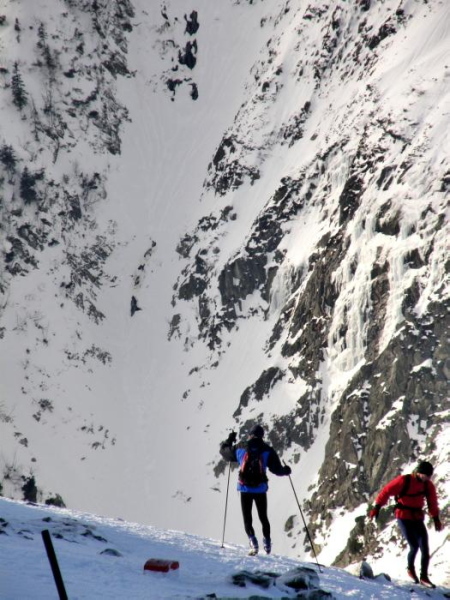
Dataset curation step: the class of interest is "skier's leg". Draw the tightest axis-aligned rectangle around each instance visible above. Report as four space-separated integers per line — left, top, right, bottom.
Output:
254 493 271 541
397 519 420 570
240 492 255 537
416 521 430 577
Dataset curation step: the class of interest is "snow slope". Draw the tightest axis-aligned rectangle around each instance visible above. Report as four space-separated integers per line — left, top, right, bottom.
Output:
0 498 449 600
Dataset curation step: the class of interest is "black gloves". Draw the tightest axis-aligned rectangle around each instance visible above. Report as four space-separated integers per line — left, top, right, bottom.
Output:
433 516 443 531
283 465 291 476
369 505 381 520
227 431 237 444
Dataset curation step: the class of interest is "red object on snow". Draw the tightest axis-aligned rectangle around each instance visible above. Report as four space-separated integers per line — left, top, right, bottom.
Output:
143 558 180 573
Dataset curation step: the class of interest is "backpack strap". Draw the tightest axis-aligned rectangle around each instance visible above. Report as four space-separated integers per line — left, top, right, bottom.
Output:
396 474 411 501
394 474 429 512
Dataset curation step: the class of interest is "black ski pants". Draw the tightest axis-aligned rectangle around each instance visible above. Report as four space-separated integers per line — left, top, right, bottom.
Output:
397 518 430 576
240 491 270 540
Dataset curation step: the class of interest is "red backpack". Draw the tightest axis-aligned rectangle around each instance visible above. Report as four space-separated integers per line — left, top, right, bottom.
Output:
238 442 268 487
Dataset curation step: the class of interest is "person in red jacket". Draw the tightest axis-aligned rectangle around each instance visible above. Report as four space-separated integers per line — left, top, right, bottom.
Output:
369 461 443 588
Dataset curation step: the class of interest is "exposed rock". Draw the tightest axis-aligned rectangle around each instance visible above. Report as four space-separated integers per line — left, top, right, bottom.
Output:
339 175 364 225
367 21 396 51
234 367 284 416
190 82 198 100
206 135 261 196
282 232 347 367
376 165 396 190
375 201 400 236
184 11 199 36
130 296 141 316
100 548 122 557
366 260 390 361
178 40 197 70
230 566 334 598
231 569 273 589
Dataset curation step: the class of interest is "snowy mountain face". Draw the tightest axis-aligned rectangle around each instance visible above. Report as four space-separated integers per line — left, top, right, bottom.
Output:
0 0 449 581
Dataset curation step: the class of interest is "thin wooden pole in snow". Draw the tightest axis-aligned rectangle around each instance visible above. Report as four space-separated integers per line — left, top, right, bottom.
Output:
221 461 232 548
286 468 322 572
41 529 69 600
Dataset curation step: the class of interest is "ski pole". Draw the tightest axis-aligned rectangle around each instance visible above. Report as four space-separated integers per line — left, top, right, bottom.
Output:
286 468 322 572
41 529 69 600
221 461 231 548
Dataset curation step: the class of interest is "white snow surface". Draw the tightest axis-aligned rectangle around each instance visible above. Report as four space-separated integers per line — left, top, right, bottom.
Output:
1 498 449 600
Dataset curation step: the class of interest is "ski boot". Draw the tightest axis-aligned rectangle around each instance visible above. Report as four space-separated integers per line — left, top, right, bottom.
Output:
420 574 436 589
263 537 271 555
248 535 259 556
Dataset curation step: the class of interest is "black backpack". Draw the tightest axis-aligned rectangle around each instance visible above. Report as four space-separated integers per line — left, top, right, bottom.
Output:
238 441 268 487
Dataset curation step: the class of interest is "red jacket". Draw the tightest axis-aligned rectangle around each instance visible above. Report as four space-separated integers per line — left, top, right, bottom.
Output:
375 473 439 521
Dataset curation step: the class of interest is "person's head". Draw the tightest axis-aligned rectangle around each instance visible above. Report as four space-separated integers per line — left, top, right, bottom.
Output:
414 460 434 481
249 424 264 439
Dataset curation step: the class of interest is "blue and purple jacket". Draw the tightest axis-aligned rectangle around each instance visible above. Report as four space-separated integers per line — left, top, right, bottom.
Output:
220 435 287 493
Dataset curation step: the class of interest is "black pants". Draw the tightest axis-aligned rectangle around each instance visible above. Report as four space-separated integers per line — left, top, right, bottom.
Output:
397 519 430 576
240 492 270 540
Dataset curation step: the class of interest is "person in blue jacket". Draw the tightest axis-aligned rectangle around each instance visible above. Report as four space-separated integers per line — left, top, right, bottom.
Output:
220 424 291 555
